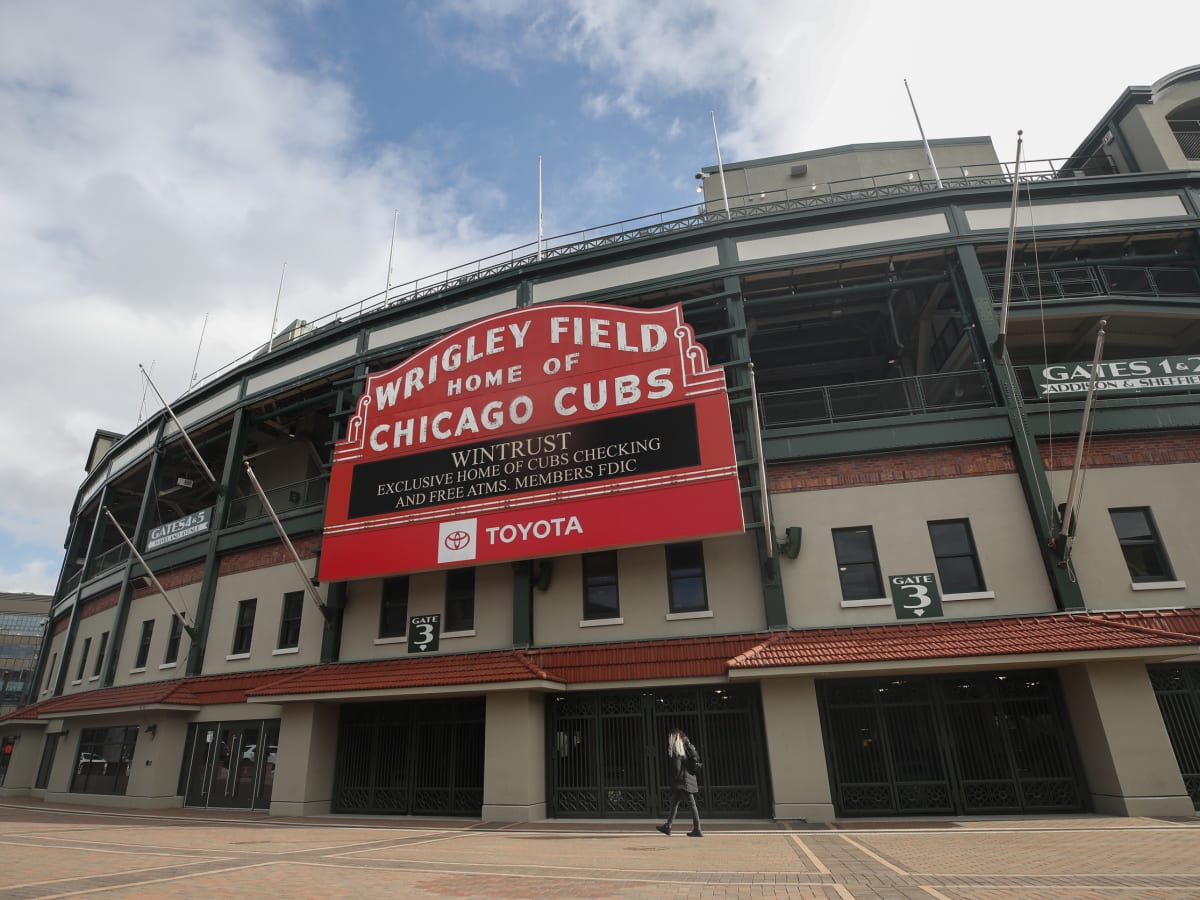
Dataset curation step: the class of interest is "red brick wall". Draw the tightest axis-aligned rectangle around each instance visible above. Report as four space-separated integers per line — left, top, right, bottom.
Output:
770 433 1200 492
217 536 320 577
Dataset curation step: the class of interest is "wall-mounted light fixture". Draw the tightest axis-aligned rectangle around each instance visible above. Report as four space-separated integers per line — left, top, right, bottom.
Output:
533 559 554 591
777 527 802 560
145 723 158 738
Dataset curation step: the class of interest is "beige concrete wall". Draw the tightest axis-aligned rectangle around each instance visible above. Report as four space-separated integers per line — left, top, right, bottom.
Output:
1121 78 1200 172
482 691 547 821
0 724 46 792
772 472 1056 628
1059 660 1194 816
1057 462 1200 610
760 677 835 822
533 534 765 647
270 702 339 816
201 559 327 675
339 563 513 663
107 583 200 687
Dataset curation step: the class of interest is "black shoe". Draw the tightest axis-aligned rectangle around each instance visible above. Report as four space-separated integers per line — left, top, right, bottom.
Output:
686 829 704 837
656 824 671 836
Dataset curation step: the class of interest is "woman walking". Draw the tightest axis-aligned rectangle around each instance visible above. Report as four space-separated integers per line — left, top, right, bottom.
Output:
656 727 703 837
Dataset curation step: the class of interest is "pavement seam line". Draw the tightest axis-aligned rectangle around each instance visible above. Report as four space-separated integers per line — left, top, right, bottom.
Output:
836 833 910 875
788 834 832 874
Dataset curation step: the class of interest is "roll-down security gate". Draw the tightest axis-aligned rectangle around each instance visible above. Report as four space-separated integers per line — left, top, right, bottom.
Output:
332 697 484 815
819 670 1086 816
549 685 770 818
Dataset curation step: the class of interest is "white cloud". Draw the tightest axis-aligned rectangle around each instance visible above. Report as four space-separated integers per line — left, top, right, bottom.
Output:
0 2 525 585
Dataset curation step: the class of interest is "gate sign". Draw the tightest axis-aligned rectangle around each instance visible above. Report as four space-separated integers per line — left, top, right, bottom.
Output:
319 303 744 581
408 614 440 653
146 508 212 551
889 573 943 620
1034 355 1200 397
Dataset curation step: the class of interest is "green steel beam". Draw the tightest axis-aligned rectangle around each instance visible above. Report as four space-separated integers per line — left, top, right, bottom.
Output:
955 244 1083 610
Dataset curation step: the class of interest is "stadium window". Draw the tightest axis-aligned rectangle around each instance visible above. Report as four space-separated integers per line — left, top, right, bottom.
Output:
666 542 708 613
583 551 620 620
74 637 92 682
232 599 257 654
1109 507 1175 582
445 569 475 632
379 576 409 638
927 519 986 594
164 616 183 665
277 591 303 649
134 620 154 669
92 632 108 678
832 527 884 601
43 653 56 691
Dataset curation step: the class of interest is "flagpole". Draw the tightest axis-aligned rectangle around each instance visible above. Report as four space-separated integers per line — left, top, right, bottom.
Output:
267 262 286 352
102 507 197 638
385 209 398 304
189 312 209 390
995 130 1024 355
1059 319 1106 542
537 156 544 260
710 111 732 219
138 364 219 486
904 79 943 189
243 462 328 616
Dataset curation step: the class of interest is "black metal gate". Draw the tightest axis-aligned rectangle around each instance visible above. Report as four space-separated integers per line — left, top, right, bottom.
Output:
548 685 770 818
332 697 484 815
819 670 1085 816
1149 663 1200 808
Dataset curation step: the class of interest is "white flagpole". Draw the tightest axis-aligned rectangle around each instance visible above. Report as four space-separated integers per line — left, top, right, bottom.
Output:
138 364 218 486
243 462 327 615
1059 319 1107 541
189 312 209 390
710 111 732 219
996 130 1025 355
385 209 398 304
904 79 943 189
537 156 544 260
102 507 196 638
267 261 286 352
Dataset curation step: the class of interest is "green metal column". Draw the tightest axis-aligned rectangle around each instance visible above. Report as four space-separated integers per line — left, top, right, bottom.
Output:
723 279 788 628
52 482 108 696
186 406 249 676
954 244 1083 610
511 560 534 647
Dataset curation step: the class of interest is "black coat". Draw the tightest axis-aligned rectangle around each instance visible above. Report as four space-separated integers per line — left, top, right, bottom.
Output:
668 740 700 793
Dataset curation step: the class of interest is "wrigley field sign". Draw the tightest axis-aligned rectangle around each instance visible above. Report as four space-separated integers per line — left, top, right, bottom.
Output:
1035 355 1200 397
319 303 745 581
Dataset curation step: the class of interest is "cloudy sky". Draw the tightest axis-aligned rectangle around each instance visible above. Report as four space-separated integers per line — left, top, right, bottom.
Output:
1 0 1196 594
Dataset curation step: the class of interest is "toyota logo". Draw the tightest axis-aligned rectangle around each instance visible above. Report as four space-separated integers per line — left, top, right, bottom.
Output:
444 530 471 550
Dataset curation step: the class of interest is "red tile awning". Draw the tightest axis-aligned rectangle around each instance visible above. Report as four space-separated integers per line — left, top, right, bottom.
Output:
6 610 1197 719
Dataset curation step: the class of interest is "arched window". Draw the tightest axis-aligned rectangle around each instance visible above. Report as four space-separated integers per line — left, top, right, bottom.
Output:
1166 98 1200 161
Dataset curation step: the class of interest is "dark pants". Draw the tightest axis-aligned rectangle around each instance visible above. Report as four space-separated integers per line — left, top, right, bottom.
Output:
665 787 701 832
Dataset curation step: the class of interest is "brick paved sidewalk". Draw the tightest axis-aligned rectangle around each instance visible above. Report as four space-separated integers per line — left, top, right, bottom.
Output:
1 800 1198 898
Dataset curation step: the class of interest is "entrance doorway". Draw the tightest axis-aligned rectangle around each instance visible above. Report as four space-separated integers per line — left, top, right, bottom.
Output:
181 719 279 810
332 697 484 816
1149 662 1200 809
548 685 771 819
819 670 1086 816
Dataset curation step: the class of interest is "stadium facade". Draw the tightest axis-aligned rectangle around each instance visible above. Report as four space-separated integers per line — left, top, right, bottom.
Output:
4 66 1200 822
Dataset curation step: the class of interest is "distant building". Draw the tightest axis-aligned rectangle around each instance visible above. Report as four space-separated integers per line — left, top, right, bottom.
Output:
0 592 49 784
3 67 1200 821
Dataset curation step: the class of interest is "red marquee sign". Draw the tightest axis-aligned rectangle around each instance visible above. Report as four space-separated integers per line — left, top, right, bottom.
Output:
318 303 744 581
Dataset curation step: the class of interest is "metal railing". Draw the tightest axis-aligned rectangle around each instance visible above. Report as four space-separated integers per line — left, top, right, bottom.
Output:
759 370 995 427
986 264 1200 303
186 158 1083 394
226 475 328 527
89 543 130 577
